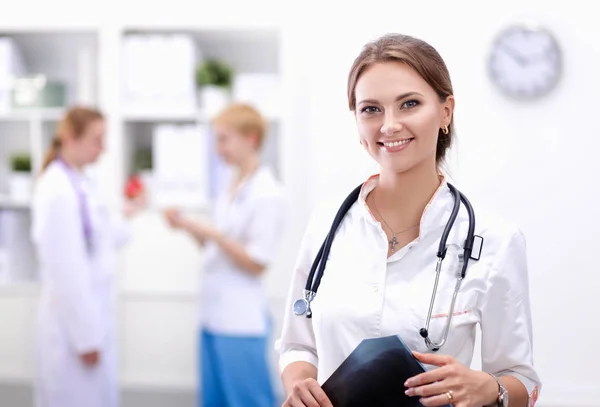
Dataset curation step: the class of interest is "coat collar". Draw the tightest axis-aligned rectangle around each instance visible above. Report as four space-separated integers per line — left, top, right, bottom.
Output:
356 173 455 239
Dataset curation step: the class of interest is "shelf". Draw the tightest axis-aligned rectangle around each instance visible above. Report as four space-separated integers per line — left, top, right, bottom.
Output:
0 30 99 110
119 28 281 126
0 109 279 123
0 26 285 296
0 282 40 296
122 112 200 123
0 29 99 181
122 28 280 74
0 196 30 211
122 109 281 123
0 107 65 122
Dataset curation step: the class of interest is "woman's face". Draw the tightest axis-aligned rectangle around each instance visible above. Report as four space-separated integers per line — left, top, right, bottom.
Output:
214 124 258 166
71 118 106 165
354 61 454 175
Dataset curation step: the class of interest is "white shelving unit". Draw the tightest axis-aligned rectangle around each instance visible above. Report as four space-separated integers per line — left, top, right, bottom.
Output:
0 21 293 395
119 28 281 209
0 26 284 292
116 27 283 297
0 30 98 286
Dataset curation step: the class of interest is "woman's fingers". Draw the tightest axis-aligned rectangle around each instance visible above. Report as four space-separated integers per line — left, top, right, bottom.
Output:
283 378 333 407
419 391 458 407
413 351 455 367
406 364 454 388
295 381 320 407
406 378 452 397
307 379 333 407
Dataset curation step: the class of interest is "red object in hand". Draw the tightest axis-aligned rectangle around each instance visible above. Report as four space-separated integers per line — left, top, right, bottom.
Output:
124 175 144 199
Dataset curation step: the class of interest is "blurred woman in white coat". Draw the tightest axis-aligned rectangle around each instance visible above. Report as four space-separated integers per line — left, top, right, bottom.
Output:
31 106 144 407
165 103 286 407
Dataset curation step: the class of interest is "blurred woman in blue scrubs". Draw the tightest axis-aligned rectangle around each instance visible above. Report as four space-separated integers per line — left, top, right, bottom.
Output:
31 106 144 407
165 103 286 407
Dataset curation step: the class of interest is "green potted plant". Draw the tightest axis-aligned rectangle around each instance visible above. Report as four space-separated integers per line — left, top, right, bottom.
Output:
195 59 234 116
10 153 32 173
133 148 153 174
9 152 32 203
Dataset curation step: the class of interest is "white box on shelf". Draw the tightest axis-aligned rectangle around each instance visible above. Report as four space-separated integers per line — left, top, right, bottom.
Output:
152 124 208 210
198 85 231 118
8 172 32 204
0 37 27 114
138 169 154 207
0 210 36 284
233 73 281 119
121 33 197 118
76 46 96 105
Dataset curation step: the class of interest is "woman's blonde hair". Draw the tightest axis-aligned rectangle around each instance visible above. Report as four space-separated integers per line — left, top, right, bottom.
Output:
211 103 268 149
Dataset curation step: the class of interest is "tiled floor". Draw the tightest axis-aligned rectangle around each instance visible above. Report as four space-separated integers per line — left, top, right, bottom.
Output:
0 383 195 407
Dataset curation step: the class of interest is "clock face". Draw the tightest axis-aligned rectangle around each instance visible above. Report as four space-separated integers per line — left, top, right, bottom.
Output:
489 25 562 99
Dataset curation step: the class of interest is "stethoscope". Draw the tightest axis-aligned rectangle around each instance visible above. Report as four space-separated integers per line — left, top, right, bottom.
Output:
292 182 483 352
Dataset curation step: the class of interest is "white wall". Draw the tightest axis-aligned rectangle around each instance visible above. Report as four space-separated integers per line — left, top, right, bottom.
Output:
297 2 600 406
1 1 599 406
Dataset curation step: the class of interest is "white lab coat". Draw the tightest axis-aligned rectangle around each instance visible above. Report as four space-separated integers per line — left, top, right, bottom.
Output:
276 175 542 403
201 165 286 336
31 161 130 407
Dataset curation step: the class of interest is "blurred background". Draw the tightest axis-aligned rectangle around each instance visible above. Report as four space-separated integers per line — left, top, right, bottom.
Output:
0 0 598 406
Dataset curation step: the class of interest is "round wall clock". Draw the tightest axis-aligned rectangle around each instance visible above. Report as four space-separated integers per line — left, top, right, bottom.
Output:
488 24 562 100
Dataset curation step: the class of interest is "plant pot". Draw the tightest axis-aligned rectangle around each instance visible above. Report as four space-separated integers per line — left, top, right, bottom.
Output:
198 85 230 118
8 171 32 203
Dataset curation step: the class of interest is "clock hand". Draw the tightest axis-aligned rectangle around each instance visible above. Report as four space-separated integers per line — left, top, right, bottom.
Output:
501 44 528 66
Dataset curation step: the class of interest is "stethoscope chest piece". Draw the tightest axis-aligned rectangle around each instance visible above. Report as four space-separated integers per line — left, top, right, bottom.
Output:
293 299 309 316
293 289 316 317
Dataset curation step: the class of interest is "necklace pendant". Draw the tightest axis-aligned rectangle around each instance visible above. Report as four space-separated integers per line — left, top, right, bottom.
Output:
390 235 398 252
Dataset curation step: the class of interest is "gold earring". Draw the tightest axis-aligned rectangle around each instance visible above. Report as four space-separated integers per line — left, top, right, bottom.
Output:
441 125 449 135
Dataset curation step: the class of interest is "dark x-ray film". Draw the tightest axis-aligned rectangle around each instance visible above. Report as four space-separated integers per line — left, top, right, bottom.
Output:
322 335 452 407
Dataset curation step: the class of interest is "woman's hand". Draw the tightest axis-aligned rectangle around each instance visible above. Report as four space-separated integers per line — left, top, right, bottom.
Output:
282 378 333 407
163 207 184 228
187 220 218 241
163 208 218 247
404 352 498 407
123 192 148 219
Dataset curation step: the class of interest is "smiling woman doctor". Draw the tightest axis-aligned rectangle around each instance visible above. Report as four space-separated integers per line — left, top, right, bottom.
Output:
31 106 143 407
276 34 541 407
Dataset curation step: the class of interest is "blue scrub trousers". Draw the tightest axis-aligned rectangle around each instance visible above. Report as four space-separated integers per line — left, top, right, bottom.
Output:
199 329 276 407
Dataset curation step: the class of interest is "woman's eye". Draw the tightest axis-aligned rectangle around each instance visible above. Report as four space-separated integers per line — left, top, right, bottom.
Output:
361 106 380 114
401 100 420 109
